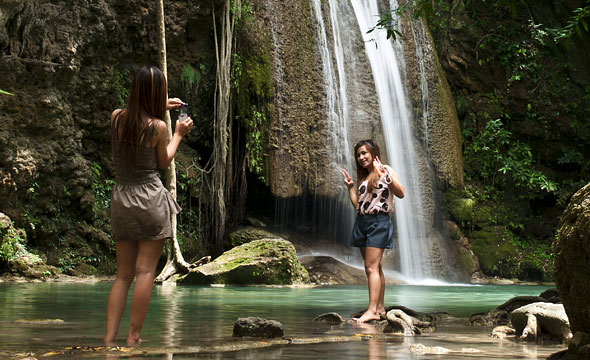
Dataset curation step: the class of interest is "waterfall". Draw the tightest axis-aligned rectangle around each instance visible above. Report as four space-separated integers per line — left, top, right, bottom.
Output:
349 0 431 282
269 0 447 281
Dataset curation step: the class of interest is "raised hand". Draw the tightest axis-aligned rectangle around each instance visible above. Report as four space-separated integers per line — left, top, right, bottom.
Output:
166 97 184 110
373 156 386 177
339 168 354 189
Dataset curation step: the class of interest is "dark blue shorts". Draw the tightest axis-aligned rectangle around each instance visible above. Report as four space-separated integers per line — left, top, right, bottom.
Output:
351 213 393 249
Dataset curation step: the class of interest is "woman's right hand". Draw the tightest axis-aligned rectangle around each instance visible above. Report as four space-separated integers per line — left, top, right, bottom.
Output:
339 168 354 189
175 117 194 137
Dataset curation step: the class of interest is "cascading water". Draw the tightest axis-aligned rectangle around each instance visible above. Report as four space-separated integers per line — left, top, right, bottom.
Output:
270 0 451 282
349 0 432 282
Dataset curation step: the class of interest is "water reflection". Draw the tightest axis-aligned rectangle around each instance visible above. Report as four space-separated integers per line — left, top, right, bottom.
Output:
0 282 565 359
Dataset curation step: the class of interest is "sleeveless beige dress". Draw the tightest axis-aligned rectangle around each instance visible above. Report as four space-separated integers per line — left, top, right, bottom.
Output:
109 141 181 241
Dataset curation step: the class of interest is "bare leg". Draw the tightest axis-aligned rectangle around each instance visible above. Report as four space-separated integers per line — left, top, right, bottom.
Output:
355 247 385 323
127 239 165 346
377 263 386 316
104 241 139 346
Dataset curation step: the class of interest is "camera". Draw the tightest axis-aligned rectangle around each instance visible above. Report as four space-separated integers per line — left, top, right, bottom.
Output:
178 103 189 121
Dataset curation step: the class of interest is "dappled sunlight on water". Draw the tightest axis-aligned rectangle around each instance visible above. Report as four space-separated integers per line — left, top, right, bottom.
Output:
0 282 566 358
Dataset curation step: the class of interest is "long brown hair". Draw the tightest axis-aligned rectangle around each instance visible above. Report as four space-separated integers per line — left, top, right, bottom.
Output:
111 65 167 162
354 139 381 194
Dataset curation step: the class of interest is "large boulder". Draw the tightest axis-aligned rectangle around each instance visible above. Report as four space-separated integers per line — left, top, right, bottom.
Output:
300 255 401 285
554 183 590 334
229 226 281 247
511 302 572 342
180 239 310 285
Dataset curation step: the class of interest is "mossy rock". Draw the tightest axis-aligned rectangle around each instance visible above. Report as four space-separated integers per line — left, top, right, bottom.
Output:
229 226 281 248
445 190 475 224
469 225 518 277
180 239 310 285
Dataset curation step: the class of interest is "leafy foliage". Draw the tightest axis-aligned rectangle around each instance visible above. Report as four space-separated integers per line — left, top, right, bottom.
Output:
464 116 557 196
0 222 25 263
91 162 114 215
105 68 129 108
245 106 266 178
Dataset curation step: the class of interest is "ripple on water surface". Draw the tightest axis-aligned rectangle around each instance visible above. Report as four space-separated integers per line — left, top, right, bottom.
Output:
0 282 563 358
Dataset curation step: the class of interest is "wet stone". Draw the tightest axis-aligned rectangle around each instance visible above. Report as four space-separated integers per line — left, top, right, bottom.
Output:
233 317 284 338
313 312 344 324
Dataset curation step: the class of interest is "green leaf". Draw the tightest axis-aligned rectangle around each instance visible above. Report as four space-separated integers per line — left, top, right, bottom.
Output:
582 18 589 32
0 89 14 96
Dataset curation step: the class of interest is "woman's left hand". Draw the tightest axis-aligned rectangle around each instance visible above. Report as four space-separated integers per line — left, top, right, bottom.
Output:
167 97 184 110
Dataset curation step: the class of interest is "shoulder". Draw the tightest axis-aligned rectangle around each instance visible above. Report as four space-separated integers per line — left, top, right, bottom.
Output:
111 109 123 121
151 118 167 132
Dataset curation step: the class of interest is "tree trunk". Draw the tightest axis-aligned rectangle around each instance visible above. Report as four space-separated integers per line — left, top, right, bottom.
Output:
211 0 239 256
155 0 193 282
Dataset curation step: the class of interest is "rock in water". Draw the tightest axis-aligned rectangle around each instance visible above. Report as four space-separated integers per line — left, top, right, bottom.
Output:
554 183 590 334
233 317 284 338
511 302 572 342
313 312 344 324
409 344 450 355
180 239 310 285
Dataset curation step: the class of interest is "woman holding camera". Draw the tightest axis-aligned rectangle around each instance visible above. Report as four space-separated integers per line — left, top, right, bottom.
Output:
104 65 193 346
339 139 404 323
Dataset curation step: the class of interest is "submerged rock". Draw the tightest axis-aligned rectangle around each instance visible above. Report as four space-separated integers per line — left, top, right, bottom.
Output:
491 325 516 339
511 302 571 342
180 239 310 285
233 317 284 338
14 319 64 325
409 344 450 355
313 312 344 324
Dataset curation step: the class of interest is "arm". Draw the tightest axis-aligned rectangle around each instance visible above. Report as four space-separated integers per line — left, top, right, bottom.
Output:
383 165 404 199
339 169 358 209
155 117 193 169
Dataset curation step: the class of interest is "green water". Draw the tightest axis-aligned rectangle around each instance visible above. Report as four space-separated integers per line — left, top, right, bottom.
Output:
0 282 565 359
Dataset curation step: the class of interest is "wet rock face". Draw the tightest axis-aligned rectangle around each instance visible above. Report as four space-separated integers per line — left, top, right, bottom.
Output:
233 317 284 338
554 183 590 334
180 239 310 285
0 0 218 271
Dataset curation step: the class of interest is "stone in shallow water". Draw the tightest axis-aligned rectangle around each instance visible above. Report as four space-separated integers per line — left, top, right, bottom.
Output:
14 319 64 325
233 317 284 338
313 312 344 324
409 343 450 355
491 325 516 339
511 302 572 342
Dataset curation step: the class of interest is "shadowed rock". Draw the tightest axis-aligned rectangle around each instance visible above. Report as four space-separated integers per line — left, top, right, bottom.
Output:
470 295 547 326
233 317 284 338
511 302 571 342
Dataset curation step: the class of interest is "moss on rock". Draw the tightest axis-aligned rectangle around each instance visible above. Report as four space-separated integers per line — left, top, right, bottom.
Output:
468 225 518 277
180 239 310 285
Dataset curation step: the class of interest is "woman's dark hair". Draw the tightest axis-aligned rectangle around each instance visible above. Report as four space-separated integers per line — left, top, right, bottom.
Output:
111 65 167 162
354 139 381 194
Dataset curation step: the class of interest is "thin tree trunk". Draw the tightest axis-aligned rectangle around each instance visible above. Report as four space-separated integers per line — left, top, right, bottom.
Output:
212 0 239 255
155 0 193 282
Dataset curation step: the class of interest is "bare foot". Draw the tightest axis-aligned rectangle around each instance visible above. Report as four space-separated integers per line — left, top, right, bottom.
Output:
104 337 117 347
353 310 381 323
126 337 147 346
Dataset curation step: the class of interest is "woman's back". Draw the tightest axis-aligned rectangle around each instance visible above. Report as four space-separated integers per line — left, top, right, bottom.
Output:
112 142 158 185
